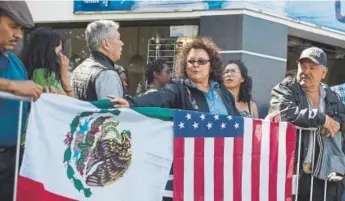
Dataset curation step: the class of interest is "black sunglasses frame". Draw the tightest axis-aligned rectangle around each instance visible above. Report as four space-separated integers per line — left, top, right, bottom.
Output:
187 59 210 65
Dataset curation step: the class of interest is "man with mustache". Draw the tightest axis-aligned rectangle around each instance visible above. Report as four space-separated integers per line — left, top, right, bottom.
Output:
0 1 44 200
0 2 43 99
269 47 345 200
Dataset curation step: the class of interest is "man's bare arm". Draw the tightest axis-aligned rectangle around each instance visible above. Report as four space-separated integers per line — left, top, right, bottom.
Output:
0 78 11 91
0 78 44 101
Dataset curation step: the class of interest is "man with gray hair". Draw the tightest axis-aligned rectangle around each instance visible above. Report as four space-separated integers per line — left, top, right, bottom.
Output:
72 20 124 101
269 47 345 200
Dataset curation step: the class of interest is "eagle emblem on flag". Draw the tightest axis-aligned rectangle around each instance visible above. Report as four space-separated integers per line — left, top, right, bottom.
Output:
63 109 132 197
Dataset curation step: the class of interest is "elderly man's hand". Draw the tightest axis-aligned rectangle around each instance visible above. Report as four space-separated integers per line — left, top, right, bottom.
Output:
323 115 340 137
265 111 281 122
107 95 130 108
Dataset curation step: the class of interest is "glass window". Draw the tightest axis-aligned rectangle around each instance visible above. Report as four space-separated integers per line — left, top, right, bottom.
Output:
58 28 89 69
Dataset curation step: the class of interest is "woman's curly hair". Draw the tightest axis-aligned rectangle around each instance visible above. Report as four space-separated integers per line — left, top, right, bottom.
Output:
175 37 223 83
225 60 252 102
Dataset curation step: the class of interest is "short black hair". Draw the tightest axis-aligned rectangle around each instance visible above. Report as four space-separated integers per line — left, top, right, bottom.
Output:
22 27 62 81
146 59 167 84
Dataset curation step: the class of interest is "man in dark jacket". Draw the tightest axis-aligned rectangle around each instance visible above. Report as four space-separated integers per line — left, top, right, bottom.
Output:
72 20 124 101
269 47 345 201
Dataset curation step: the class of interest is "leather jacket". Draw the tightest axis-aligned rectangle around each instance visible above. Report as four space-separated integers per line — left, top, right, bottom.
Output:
269 76 345 199
269 77 345 133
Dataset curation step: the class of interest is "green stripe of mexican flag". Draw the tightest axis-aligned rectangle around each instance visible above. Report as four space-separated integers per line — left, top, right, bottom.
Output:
18 94 174 201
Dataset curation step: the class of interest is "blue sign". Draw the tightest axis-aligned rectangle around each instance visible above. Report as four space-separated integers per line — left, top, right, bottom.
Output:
73 0 345 33
74 1 135 12
336 0 345 23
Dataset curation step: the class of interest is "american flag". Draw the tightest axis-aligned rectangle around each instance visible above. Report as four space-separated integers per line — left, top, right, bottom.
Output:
173 110 296 201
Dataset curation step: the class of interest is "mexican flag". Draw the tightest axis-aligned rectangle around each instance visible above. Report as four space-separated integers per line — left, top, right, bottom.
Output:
18 94 173 201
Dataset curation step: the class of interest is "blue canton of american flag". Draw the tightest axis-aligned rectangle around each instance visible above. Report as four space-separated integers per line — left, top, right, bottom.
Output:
174 110 244 138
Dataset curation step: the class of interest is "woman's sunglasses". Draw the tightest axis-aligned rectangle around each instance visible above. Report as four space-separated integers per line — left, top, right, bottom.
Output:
187 59 210 65
0 52 9 73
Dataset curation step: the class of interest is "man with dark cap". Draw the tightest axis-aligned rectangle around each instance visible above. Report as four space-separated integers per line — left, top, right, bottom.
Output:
269 47 345 200
0 1 43 200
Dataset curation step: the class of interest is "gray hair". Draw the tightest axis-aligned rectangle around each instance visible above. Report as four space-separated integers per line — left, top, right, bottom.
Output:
85 20 119 51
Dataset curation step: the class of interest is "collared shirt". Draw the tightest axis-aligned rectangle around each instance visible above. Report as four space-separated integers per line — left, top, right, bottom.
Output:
305 83 326 112
144 88 158 95
92 52 124 99
190 80 228 115
95 70 123 99
143 84 159 95
303 83 326 166
0 51 28 146
331 83 345 105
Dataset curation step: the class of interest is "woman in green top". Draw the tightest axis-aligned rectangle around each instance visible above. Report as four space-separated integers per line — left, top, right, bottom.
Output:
22 27 74 97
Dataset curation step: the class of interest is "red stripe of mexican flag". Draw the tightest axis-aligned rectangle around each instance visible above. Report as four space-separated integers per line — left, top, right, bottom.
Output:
18 177 77 201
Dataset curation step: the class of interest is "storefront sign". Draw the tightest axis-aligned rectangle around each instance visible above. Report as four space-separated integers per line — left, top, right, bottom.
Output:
170 25 198 37
74 0 345 33
74 1 135 12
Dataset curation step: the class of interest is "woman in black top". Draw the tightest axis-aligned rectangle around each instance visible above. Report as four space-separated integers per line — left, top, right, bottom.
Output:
109 37 239 116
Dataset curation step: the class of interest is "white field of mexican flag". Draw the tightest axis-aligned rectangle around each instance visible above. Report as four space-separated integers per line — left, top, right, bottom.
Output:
18 94 173 201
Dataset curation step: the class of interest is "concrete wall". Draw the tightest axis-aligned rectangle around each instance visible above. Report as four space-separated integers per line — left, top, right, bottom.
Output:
200 14 288 117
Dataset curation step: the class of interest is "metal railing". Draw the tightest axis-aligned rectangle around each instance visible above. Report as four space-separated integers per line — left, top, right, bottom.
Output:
294 127 317 201
0 91 31 201
294 127 344 201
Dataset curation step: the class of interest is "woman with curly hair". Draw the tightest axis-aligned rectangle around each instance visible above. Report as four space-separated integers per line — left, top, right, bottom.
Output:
223 60 258 118
108 37 239 201
109 37 239 116
22 27 74 97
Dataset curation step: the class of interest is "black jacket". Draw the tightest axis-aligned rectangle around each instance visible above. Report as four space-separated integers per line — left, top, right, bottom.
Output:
269 77 345 131
269 77 345 200
127 79 240 116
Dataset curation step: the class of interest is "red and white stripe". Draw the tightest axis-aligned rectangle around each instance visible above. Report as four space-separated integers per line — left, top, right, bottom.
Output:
173 118 296 201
